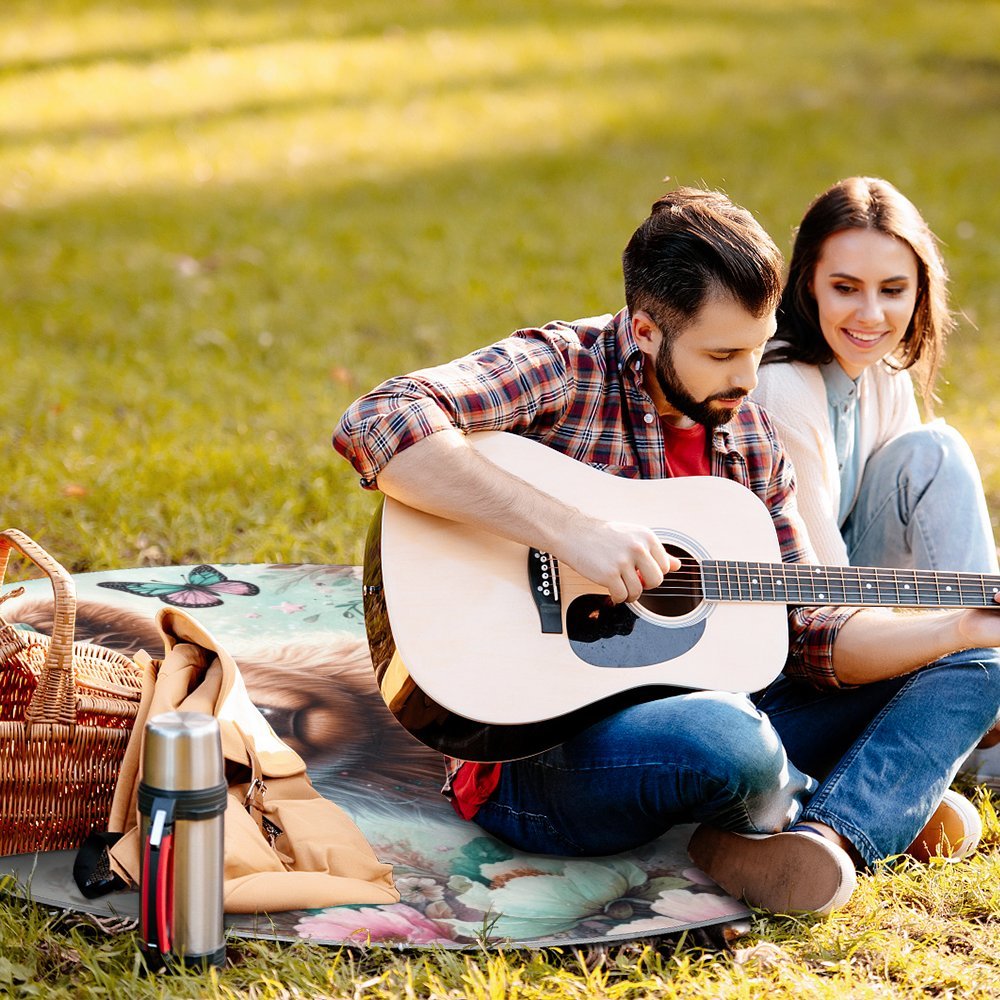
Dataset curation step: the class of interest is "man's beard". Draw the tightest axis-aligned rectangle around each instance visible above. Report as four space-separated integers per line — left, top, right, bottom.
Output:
654 339 748 429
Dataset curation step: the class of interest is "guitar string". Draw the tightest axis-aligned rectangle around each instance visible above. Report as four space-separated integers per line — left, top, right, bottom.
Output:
555 584 999 606
540 549 1000 588
642 573 1000 599
556 564 1000 605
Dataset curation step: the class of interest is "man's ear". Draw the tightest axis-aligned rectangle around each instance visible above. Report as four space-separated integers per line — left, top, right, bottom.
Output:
631 310 662 357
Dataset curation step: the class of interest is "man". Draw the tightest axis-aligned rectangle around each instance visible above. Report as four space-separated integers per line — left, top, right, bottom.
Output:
333 188 1000 915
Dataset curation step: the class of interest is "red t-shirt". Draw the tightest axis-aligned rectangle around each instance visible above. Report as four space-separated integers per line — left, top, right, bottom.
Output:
660 419 710 477
449 761 504 820
447 420 710 820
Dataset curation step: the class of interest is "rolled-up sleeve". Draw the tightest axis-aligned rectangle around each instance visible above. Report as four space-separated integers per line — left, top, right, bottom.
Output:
333 332 573 488
333 390 458 488
785 605 858 687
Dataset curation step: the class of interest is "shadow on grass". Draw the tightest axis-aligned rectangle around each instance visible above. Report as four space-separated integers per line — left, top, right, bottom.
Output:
1 0 818 78
3 0 1000 568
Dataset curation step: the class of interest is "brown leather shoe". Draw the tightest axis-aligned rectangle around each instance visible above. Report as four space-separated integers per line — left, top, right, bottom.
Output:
688 826 857 915
907 789 982 862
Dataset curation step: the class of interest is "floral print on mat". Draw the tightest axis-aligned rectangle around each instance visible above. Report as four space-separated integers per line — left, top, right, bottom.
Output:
298 904 458 947
295 826 745 948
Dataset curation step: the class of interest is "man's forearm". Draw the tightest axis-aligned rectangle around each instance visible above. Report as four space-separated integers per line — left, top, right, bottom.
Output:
375 429 676 604
375 429 577 553
832 607 990 684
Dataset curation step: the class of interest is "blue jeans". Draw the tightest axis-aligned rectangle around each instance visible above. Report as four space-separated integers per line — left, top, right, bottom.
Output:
474 691 816 857
843 423 999 573
476 426 1000 866
842 422 1000 784
755 647 1000 865
475 656 1000 868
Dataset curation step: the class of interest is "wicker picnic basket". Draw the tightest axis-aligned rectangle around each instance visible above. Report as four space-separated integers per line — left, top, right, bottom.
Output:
0 528 144 856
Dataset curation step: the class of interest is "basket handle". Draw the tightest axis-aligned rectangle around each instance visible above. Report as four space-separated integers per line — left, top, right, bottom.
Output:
0 528 78 728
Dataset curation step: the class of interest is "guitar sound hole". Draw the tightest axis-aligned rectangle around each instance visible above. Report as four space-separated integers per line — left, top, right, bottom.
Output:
636 543 703 618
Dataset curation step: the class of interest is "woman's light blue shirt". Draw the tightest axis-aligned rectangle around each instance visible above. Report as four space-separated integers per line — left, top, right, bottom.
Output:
820 360 864 526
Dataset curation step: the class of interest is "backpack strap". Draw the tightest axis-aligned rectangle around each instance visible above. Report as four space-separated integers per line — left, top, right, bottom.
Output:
72 830 127 898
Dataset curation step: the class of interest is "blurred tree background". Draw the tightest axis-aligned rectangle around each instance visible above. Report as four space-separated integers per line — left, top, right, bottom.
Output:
2 0 998 571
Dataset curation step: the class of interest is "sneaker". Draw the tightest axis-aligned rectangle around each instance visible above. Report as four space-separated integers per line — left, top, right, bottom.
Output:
906 789 982 862
687 825 857 915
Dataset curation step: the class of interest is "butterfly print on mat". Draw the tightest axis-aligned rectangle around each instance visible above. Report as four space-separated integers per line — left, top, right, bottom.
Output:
98 565 260 608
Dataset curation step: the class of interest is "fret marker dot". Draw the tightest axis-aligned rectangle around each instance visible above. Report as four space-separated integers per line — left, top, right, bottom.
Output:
904 584 910 589
819 593 825 599
751 578 758 585
946 586 953 591
776 580 783 587
865 583 872 589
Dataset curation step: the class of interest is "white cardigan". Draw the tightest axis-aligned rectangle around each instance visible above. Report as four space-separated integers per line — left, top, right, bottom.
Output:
752 359 921 566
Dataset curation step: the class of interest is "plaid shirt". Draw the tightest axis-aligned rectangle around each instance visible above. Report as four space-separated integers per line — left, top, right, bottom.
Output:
334 310 859 807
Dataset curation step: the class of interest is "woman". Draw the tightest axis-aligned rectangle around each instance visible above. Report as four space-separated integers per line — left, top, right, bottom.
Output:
753 176 1000 857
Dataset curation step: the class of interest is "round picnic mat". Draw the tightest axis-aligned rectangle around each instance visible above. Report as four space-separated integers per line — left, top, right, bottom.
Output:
0 563 749 949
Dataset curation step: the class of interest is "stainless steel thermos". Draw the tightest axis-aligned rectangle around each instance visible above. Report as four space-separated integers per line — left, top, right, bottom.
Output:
139 711 227 970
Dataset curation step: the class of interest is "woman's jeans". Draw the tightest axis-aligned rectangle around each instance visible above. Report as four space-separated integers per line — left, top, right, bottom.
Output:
844 422 1000 782
842 423 999 574
476 649 1000 868
476 426 1000 866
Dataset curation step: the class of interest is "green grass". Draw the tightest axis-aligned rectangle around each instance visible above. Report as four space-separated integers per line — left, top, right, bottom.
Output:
3 0 1000 995
3 0 1000 571
4 794 1000 997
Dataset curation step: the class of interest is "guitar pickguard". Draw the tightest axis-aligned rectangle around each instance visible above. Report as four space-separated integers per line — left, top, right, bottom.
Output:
566 593 705 667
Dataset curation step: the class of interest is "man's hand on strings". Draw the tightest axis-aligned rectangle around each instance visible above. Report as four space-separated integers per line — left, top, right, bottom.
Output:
555 517 681 604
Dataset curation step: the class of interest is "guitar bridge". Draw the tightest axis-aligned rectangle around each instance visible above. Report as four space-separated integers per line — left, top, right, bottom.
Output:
528 549 563 633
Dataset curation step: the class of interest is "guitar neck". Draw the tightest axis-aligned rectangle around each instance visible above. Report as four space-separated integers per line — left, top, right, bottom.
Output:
701 561 1000 609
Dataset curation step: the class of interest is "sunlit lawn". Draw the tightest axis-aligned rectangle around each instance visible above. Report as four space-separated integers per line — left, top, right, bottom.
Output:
3 0 1000 996
3 0 999 571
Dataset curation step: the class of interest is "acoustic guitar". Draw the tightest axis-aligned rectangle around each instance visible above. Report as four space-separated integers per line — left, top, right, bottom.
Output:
362 431 1000 762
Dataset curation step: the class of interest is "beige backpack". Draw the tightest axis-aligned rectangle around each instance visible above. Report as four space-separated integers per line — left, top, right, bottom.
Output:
103 607 398 914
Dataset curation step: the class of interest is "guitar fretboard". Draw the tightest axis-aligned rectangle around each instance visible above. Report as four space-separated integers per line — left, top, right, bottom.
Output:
701 561 1000 609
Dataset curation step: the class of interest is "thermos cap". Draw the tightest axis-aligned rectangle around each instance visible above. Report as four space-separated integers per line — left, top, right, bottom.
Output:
142 711 225 791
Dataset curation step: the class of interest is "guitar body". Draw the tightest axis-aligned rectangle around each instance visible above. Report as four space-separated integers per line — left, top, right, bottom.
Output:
363 431 789 761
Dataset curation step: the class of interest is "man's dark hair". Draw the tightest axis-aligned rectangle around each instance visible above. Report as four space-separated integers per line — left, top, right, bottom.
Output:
622 187 783 340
